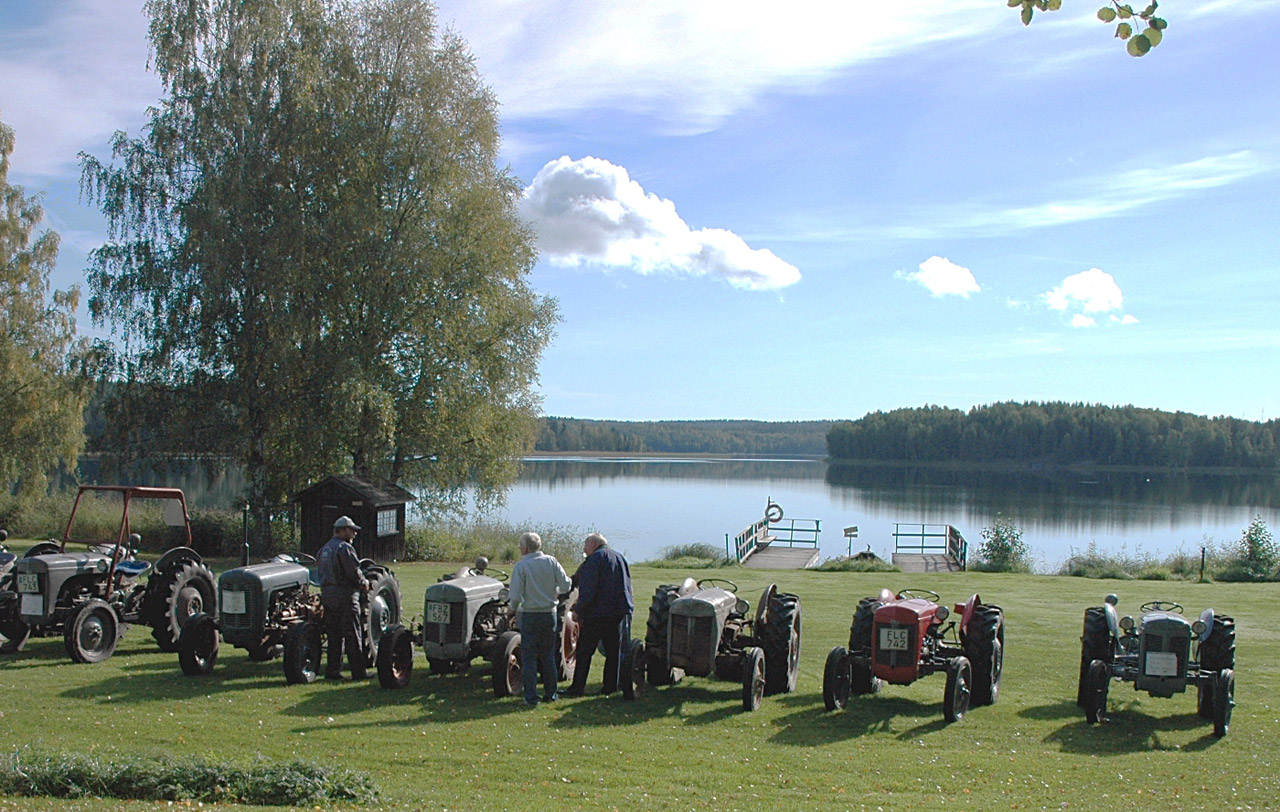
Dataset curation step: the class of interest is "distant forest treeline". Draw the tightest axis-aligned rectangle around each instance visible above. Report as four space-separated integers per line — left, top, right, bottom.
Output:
827 402 1280 469
535 418 831 456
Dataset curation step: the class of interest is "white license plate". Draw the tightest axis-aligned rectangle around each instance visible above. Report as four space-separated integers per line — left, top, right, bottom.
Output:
16 573 38 593
427 601 451 624
20 593 43 616
880 627 909 651
221 589 247 615
1145 651 1178 677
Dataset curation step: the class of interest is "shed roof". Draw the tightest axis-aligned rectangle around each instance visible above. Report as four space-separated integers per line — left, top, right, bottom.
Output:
291 475 416 506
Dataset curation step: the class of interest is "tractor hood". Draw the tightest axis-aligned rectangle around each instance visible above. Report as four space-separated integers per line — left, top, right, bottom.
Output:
425 574 505 605
670 587 737 619
220 561 311 594
17 552 113 578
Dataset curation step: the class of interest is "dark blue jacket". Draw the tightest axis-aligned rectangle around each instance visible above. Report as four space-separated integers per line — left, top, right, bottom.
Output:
574 545 633 618
318 536 367 601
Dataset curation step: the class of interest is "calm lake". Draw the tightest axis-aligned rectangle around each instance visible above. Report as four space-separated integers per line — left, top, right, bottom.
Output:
81 455 1280 571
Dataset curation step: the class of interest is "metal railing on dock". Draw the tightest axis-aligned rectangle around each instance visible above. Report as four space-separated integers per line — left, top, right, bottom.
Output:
892 522 967 569
727 499 820 564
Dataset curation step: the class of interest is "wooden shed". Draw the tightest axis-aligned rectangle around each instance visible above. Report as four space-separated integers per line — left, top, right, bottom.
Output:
292 475 416 561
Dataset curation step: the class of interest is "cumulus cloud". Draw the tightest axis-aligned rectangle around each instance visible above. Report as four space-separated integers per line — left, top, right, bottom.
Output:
519 156 800 291
897 256 980 298
1043 268 1137 327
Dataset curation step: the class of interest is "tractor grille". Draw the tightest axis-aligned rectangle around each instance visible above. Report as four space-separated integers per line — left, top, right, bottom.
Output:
221 586 256 632
874 622 917 669
425 602 466 645
670 614 715 674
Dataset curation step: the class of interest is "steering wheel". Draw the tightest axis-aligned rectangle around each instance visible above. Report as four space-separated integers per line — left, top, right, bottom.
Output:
276 552 316 564
697 578 738 593
471 567 509 581
898 588 940 602
1140 600 1183 614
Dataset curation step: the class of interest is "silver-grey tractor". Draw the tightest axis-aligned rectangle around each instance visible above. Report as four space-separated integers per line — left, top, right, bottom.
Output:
1078 593 1236 737
636 577 801 711
177 553 401 685
0 486 215 663
376 557 580 698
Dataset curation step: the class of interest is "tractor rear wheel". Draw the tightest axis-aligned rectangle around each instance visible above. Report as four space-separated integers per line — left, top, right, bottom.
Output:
1212 668 1234 737
943 656 972 723
644 585 679 686
361 569 402 666
178 612 220 676
377 624 415 689
823 646 851 711
622 638 645 701
492 630 522 698
65 599 120 663
965 604 1004 706
848 596 881 652
149 560 216 653
1077 606 1110 707
283 621 322 684
1084 659 1110 724
741 647 766 711
1199 613 1236 717
762 592 801 695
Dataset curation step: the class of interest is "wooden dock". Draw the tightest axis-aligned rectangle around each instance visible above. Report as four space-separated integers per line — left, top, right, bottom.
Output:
892 523 968 573
742 542 821 569
729 500 821 570
892 552 963 573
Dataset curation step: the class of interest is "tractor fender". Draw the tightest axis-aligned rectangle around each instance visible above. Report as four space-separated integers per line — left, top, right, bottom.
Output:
152 547 203 575
956 594 982 632
1198 608 1215 640
678 577 698 596
1103 601 1121 640
755 583 778 628
877 588 895 603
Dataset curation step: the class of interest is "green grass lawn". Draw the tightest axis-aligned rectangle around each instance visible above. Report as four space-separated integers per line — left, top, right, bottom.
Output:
2 563 1278 810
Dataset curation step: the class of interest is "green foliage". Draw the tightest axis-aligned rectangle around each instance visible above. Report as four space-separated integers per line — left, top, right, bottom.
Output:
0 116 97 505
1216 516 1278 581
0 751 376 805
643 541 733 568
80 0 555 541
1060 539 1228 581
537 417 832 455
1011 0 1167 57
975 515 1032 572
403 518 584 565
816 554 899 572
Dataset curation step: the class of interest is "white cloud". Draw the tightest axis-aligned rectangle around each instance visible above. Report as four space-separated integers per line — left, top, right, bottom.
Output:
520 156 801 291
1043 267 1137 327
898 256 980 298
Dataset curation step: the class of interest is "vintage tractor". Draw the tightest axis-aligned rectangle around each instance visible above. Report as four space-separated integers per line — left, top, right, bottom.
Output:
1077 593 1236 737
638 577 802 711
376 557 580 698
0 486 216 663
178 553 401 684
823 588 1004 723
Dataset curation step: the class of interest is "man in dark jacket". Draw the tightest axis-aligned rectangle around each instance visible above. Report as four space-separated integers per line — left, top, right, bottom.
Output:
317 515 370 681
567 533 633 696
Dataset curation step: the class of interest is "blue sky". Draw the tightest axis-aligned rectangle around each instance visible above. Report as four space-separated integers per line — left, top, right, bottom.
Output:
2 1 1278 422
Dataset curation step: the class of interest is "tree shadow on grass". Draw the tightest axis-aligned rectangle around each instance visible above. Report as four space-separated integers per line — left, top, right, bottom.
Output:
551 681 749 729
768 695 955 746
1041 702 1222 753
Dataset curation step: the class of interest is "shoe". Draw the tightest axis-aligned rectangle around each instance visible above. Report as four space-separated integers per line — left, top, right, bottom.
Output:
563 686 585 698
543 694 558 703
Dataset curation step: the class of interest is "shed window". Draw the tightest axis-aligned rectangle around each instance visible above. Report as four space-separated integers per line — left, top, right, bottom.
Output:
377 508 397 537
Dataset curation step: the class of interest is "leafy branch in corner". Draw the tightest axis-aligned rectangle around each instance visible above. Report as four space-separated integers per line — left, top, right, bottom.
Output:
1009 0 1167 57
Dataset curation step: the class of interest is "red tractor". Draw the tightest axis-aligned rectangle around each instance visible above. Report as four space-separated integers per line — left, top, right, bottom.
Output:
822 588 1004 723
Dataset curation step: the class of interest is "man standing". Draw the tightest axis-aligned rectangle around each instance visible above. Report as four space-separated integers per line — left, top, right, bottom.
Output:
567 532 633 697
508 531 572 707
317 515 370 681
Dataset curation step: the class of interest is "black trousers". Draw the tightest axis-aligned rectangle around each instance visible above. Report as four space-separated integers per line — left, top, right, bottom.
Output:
323 592 365 677
571 613 627 693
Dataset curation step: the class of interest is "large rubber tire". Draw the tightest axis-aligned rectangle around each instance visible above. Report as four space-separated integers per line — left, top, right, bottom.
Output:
283 621 322 685
1077 606 1110 707
644 585 679 686
1084 659 1110 724
1212 668 1234 738
492 630 521 698
361 569 402 665
848 596 881 652
1196 615 1234 719
761 592 801 695
64 599 120 664
178 612 220 676
376 624 415 689
742 647 766 712
622 638 645 701
943 656 972 723
965 604 1004 707
149 560 216 653
823 646 851 711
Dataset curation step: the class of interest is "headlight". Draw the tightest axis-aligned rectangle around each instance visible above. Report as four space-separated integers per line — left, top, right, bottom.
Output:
1119 615 1135 631
1192 619 1207 636
735 598 749 615
498 587 509 602
935 605 950 621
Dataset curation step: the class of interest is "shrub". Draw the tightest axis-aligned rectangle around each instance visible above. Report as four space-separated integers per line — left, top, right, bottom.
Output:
402 519 585 565
975 515 1032 572
816 554 899 573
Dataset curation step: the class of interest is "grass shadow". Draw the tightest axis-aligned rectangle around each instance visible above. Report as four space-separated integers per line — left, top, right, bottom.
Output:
1018 699 1086 721
768 695 952 746
1043 704 1221 753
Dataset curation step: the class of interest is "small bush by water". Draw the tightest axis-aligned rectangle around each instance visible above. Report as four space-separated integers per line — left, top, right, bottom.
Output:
403 519 584 565
645 542 733 568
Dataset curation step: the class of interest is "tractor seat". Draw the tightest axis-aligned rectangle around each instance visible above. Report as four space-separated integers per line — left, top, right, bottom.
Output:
115 559 152 578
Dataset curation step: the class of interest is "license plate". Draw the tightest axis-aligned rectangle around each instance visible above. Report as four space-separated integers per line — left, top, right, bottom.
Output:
1145 651 1178 677
221 589 247 615
20 593 43 616
17 573 38 593
880 626 909 651
427 601 451 624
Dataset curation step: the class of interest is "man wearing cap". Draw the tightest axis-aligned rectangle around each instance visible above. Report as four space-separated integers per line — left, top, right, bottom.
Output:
566 532 633 697
507 531 572 706
317 516 371 681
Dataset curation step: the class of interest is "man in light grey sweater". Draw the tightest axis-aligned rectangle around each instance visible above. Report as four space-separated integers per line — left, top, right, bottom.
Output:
508 532 572 706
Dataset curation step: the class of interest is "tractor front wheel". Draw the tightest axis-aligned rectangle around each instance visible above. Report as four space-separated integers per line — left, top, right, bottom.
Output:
851 654 880 696
823 646 851 711
492 630 522 698
178 612 220 676
741 647 766 712
65 599 120 664
377 624 415 689
943 656 972 723
283 621 322 684
1084 659 1110 724
622 638 646 701
761 592 801 695
1212 668 1234 737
